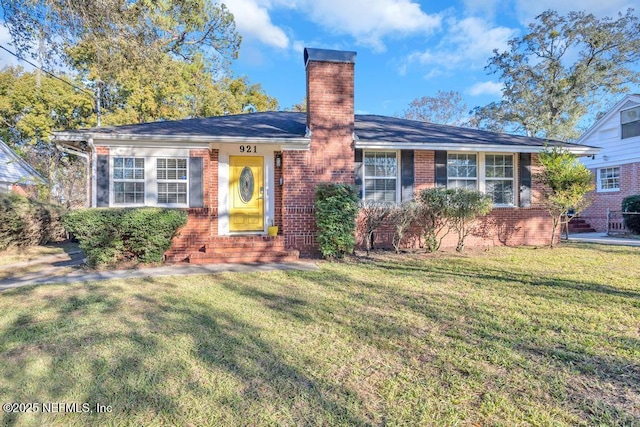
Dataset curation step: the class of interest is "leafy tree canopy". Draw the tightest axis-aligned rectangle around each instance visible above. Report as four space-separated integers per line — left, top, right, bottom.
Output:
403 90 469 126
472 9 640 141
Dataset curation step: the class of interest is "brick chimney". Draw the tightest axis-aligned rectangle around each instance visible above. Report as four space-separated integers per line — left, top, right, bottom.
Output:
281 48 357 256
304 47 357 182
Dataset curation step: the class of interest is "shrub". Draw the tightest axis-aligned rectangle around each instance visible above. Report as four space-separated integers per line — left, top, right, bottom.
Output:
622 195 640 234
62 207 188 267
359 201 393 254
0 193 66 250
388 201 418 254
315 183 359 259
449 188 493 252
415 188 455 252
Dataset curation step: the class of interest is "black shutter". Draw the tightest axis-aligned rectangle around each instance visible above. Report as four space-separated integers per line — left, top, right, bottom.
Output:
435 150 447 188
189 157 204 208
400 150 414 202
519 153 532 207
96 155 109 207
354 149 363 200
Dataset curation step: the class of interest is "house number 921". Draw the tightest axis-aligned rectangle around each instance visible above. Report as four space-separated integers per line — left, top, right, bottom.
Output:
239 145 257 153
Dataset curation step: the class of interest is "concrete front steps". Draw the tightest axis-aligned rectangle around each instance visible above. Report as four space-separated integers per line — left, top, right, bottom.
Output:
165 235 299 264
568 217 596 233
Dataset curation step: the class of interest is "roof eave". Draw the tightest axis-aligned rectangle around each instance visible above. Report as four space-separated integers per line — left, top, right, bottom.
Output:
52 132 311 150
355 140 600 156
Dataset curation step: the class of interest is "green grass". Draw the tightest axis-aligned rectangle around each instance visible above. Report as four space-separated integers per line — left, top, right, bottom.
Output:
1 243 639 426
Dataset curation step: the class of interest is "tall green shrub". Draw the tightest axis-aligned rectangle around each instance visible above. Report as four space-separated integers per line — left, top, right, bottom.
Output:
315 183 359 259
622 195 640 234
62 207 187 267
0 193 66 250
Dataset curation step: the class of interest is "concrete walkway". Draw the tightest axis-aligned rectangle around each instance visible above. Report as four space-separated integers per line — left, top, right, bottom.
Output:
0 258 318 291
567 232 640 247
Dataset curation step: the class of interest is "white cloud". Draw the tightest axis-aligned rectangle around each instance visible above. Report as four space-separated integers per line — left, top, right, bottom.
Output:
468 81 503 96
224 0 440 53
300 0 441 51
223 0 290 49
406 17 518 72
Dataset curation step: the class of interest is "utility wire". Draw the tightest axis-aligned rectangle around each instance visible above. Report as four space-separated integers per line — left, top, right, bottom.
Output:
0 44 95 99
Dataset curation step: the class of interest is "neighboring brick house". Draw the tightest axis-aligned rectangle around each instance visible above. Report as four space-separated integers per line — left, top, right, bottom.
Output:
53 48 598 263
578 94 640 232
0 140 45 196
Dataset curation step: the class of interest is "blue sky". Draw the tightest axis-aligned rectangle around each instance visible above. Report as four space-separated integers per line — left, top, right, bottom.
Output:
0 0 637 118
224 0 639 116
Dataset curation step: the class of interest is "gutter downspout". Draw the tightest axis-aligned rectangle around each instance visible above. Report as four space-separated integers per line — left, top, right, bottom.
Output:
88 138 97 208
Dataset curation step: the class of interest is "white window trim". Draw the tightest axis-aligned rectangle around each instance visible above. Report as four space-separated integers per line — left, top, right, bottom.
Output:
447 152 518 207
112 157 145 206
362 149 401 204
156 158 189 207
596 166 620 193
110 156 189 207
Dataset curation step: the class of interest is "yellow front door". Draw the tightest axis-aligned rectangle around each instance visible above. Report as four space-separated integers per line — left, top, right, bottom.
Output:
230 156 264 232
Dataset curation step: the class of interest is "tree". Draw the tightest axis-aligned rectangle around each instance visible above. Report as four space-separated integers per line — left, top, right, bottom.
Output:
449 189 493 252
536 147 594 247
415 188 455 253
1 0 243 125
389 202 418 254
472 9 640 141
403 90 469 126
287 97 307 112
359 201 393 255
1 0 240 73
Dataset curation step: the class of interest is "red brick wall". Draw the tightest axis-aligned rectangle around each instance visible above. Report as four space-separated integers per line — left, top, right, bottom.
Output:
274 152 283 232
355 151 556 250
283 59 356 256
165 149 220 251
580 162 640 231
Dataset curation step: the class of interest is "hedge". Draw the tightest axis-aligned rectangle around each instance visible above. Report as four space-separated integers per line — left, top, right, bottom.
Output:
62 207 188 267
0 193 67 251
622 195 640 234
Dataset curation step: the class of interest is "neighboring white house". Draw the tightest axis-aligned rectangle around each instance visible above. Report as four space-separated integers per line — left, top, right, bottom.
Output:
0 140 45 195
578 94 640 232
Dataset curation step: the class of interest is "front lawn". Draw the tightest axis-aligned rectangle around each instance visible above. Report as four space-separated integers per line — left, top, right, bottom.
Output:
1 244 638 426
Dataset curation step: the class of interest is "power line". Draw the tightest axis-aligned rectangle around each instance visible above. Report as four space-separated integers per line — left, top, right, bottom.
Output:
0 44 95 99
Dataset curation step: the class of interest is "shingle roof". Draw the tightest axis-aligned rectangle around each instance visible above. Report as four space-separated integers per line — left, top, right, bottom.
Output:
58 111 597 153
0 140 45 186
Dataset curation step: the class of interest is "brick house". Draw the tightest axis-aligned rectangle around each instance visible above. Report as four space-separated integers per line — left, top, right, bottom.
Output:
0 139 45 196
577 94 640 232
53 48 598 263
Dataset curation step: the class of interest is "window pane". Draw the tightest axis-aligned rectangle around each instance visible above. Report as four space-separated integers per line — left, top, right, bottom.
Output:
486 180 513 205
364 152 396 177
599 167 620 190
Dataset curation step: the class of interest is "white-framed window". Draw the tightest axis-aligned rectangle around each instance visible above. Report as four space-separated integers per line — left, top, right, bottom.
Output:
621 106 640 139
113 157 145 204
446 152 516 206
597 166 620 192
447 153 478 189
157 158 188 204
484 154 514 205
363 150 399 203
